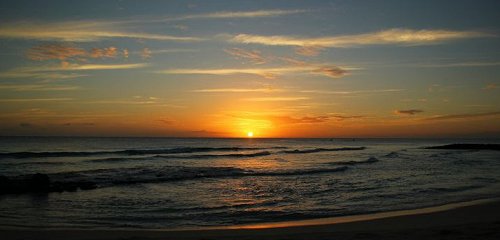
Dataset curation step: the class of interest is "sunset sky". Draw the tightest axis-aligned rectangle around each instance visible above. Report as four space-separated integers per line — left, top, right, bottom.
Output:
0 0 499 138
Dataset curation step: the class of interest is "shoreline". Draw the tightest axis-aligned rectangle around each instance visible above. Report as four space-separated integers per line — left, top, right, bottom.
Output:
2 197 500 239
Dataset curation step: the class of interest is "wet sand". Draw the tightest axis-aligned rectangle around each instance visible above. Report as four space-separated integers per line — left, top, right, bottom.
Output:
2 199 500 240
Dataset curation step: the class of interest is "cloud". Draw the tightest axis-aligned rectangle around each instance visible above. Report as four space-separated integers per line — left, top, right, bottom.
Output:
62 122 95 127
192 88 281 93
158 118 174 125
19 122 33 128
0 70 85 80
122 49 129 58
89 47 118 58
241 113 364 125
0 63 146 80
244 97 309 102
330 114 365 120
158 65 352 79
483 83 497 90
299 89 405 95
229 28 492 48
421 61 500 68
271 115 331 124
26 44 121 62
88 96 160 105
0 84 80 91
141 48 152 59
0 98 72 102
278 57 308 66
424 111 500 121
166 9 309 21
26 44 87 61
153 49 198 54
294 46 325 56
62 63 146 71
395 109 424 115
224 48 266 64
0 21 203 42
312 66 348 78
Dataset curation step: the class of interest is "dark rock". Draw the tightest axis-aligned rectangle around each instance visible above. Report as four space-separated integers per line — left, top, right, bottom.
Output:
0 174 97 195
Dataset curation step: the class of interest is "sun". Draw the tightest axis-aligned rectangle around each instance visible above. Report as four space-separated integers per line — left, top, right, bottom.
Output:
247 131 254 137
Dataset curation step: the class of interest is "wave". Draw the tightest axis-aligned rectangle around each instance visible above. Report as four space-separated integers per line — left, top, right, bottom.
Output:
64 165 349 184
88 151 272 163
327 157 379 166
0 147 286 159
281 147 365 154
413 185 485 194
1 165 349 194
425 143 500 151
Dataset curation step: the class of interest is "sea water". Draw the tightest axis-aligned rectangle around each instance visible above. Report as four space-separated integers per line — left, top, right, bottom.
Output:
0 137 499 229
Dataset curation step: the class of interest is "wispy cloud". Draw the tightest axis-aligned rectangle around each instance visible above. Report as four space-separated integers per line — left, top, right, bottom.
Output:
299 89 405 95
0 63 147 80
294 46 325 56
162 9 309 21
140 48 152 59
229 29 492 48
26 44 87 61
0 84 80 91
420 61 500 68
224 48 266 64
244 97 309 102
0 71 86 80
158 65 353 79
0 98 72 102
270 114 363 124
0 21 203 42
153 49 198 54
483 83 497 90
312 66 348 78
424 111 500 121
86 96 161 105
192 88 281 93
271 115 330 124
394 109 424 115
26 44 123 61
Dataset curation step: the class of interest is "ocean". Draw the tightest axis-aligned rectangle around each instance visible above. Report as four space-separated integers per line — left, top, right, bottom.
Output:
0 137 499 229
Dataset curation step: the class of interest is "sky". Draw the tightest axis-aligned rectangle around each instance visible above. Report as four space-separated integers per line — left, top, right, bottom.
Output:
0 0 499 138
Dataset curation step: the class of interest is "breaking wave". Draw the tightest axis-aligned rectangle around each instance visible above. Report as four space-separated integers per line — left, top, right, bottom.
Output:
281 147 366 154
0 147 286 159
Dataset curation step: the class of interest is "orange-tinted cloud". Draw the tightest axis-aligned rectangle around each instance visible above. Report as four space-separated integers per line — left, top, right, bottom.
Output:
424 111 500 121
230 29 492 48
0 21 204 42
312 66 348 78
294 45 324 56
159 65 352 79
141 48 152 59
26 44 87 61
395 109 424 115
27 44 121 62
224 48 266 64
89 47 118 58
483 83 497 90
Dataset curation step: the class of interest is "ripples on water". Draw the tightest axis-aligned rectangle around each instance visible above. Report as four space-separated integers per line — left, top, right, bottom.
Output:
0 137 499 229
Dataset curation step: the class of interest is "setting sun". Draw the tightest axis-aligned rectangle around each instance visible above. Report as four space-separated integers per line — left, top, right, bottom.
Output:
247 131 254 137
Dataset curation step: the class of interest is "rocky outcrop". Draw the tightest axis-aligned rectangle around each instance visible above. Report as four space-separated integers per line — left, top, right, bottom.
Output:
0 173 97 195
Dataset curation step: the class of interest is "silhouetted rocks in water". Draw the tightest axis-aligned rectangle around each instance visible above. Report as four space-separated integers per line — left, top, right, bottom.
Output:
0 173 97 194
425 144 500 151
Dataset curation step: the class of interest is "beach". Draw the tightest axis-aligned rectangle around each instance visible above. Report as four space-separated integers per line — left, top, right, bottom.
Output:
1 198 499 240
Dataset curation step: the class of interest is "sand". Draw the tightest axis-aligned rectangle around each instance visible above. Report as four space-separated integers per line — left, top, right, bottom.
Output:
1 198 500 240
